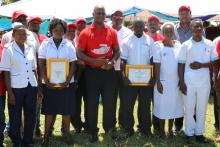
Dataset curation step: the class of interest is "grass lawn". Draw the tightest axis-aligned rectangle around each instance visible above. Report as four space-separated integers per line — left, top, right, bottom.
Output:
3 97 220 147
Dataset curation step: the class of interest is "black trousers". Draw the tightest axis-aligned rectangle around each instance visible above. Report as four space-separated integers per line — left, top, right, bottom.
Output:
8 84 37 145
115 71 125 128
85 67 118 135
123 86 153 133
71 71 87 130
213 89 219 130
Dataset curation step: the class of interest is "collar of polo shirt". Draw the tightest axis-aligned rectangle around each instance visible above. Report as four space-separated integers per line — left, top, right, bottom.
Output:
191 37 205 44
48 36 67 47
90 22 108 30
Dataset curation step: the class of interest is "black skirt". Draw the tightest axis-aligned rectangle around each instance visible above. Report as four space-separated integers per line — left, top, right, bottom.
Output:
41 83 76 115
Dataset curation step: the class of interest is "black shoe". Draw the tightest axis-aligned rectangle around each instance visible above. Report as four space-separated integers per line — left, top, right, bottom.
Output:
174 126 182 132
196 135 209 143
111 132 119 140
139 129 153 138
23 144 35 147
158 131 166 138
13 144 21 147
89 134 98 143
75 128 81 134
168 131 174 138
185 136 194 144
41 138 49 147
124 130 134 139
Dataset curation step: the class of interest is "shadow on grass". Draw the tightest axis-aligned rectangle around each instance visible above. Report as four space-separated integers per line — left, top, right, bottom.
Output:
3 130 218 147
65 130 217 147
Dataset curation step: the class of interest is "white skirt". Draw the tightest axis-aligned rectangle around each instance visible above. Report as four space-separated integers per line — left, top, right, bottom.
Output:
154 80 184 119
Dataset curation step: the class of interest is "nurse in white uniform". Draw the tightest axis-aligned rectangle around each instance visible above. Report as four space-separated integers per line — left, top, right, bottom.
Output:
153 22 183 137
0 24 38 147
178 19 219 143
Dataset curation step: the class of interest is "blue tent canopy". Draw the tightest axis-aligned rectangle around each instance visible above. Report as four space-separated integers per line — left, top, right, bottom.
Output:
149 10 217 21
0 7 217 35
123 7 143 16
0 17 12 30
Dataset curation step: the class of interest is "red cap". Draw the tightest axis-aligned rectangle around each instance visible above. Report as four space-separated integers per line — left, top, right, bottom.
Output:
76 17 86 24
12 10 27 21
179 5 191 12
27 16 43 24
147 15 160 23
67 23 76 28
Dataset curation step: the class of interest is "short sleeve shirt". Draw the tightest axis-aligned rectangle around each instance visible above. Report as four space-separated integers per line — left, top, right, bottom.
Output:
121 34 154 65
174 23 192 44
178 37 219 86
0 41 37 88
38 37 77 83
77 23 119 67
114 26 133 71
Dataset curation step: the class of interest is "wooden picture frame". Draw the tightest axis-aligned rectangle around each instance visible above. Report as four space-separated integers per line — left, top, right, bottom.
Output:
47 58 69 87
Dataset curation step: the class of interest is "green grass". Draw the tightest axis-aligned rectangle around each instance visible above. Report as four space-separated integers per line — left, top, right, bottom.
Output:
3 97 220 147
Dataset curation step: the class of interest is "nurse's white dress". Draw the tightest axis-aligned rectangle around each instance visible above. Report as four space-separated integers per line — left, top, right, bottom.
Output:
153 41 184 119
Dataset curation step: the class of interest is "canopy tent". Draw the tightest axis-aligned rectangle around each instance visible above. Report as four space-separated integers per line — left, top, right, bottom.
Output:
0 0 140 19
137 0 220 15
148 10 217 21
0 0 220 34
0 5 144 33
0 0 220 19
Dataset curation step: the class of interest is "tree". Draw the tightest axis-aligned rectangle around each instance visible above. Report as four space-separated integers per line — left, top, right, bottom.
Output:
2 0 20 5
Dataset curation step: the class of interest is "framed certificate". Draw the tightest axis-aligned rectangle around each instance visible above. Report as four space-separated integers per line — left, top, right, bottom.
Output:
47 58 69 87
125 65 153 86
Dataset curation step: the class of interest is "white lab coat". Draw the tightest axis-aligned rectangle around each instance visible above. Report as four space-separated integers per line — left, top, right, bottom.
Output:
0 41 37 88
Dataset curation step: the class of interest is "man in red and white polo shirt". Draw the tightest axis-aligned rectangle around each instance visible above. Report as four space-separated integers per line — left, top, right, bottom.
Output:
147 15 164 42
65 23 77 46
146 15 164 134
77 5 120 143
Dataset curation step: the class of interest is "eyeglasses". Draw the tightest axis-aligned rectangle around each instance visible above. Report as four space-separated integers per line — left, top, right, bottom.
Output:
95 12 106 16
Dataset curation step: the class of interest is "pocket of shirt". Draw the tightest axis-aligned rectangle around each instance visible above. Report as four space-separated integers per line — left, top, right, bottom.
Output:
11 74 20 76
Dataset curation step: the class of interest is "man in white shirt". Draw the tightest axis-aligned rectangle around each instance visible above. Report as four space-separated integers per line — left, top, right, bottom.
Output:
178 19 219 143
111 9 132 129
121 19 154 137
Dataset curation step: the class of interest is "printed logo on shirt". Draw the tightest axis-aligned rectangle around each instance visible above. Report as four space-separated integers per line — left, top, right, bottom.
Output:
91 44 110 55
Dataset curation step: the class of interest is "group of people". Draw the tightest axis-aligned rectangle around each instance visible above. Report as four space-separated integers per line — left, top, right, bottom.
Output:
0 4 220 147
